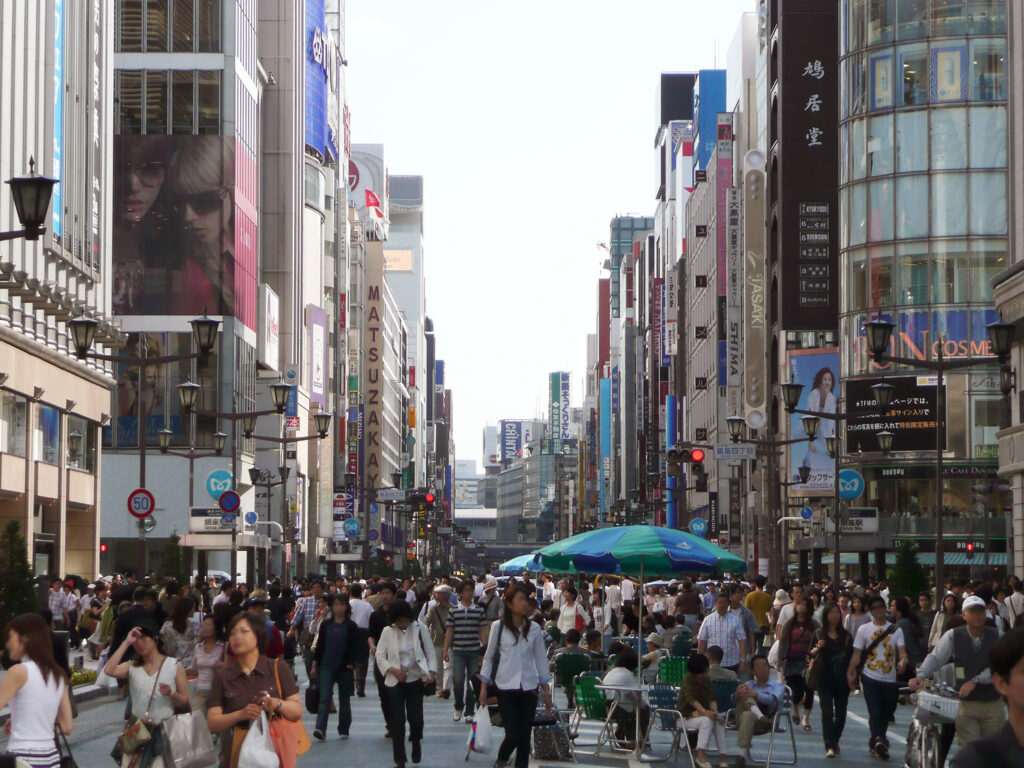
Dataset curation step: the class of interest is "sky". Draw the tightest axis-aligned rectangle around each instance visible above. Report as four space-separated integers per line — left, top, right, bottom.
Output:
345 0 756 471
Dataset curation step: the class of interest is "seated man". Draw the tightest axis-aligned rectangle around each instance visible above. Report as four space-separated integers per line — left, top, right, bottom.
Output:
707 645 738 681
733 654 784 766
552 629 590 707
583 629 606 660
641 630 666 668
660 614 683 649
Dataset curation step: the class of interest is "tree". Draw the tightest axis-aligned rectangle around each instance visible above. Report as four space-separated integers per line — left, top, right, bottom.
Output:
0 520 37 630
157 532 188 586
887 540 930 601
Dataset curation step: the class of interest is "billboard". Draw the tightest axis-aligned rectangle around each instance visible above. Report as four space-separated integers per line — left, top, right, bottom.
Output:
499 420 523 463
308 305 327 407
51 0 64 240
258 285 279 370
112 135 257 328
786 348 839 495
845 376 940 453
743 157 767 429
779 3 839 330
304 0 341 162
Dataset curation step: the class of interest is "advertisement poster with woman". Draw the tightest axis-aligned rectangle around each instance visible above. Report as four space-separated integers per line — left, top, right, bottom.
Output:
787 348 838 495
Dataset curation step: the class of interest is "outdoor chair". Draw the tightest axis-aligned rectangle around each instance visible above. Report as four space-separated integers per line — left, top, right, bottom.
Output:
657 656 688 686
554 652 593 709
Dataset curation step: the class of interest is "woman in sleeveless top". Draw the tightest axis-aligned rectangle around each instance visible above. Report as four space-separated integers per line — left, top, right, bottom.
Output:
104 618 190 768
0 613 73 768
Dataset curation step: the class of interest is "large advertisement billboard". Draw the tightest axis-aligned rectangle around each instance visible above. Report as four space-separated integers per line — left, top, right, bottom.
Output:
112 136 257 328
308 305 327 407
304 0 340 162
845 376 941 453
499 420 523 463
787 348 838 495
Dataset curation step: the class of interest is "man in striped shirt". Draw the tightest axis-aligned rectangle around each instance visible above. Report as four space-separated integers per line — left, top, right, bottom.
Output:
696 592 748 673
444 580 488 722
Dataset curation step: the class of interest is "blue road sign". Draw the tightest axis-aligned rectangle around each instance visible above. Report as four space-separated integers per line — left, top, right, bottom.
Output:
219 490 241 513
342 518 361 537
205 469 234 501
368 529 379 541
838 468 866 501
244 511 258 525
689 518 708 538
369 502 379 515
801 506 814 520
221 513 236 526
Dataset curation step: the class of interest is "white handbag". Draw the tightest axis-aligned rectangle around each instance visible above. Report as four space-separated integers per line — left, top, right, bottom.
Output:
237 712 279 768
163 710 218 768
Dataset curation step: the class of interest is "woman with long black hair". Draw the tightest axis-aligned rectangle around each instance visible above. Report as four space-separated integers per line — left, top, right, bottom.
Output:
809 603 853 758
891 596 925 679
479 583 553 768
0 613 73 768
777 597 818 730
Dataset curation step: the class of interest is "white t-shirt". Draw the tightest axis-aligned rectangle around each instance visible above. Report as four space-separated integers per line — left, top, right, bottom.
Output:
606 584 622 610
853 621 905 683
621 580 635 603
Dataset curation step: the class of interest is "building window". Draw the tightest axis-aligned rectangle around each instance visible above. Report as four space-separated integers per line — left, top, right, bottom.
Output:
869 245 894 307
970 38 1006 101
969 239 1005 302
850 183 867 245
868 178 894 241
173 0 195 51
896 0 929 41
932 172 968 236
900 43 929 106
930 108 967 169
1 393 26 458
971 396 1001 459
896 175 928 237
118 0 221 52
931 0 967 37
197 71 220 134
35 406 60 465
116 69 219 135
197 0 221 51
931 240 970 303
895 110 928 171
868 0 895 44
145 70 169 135
967 1 1005 35
868 114 894 175
969 171 1007 235
117 70 143 135
969 106 1006 167
146 0 169 51
68 416 96 473
172 70 196 134
119 0 144 52
896 242 929 304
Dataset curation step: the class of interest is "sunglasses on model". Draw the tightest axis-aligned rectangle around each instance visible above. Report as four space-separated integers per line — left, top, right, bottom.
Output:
124 161 166 187
173 188 228 216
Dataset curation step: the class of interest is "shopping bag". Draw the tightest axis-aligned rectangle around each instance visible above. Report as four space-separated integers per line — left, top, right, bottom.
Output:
237 713 279 768
268 717 311 768
767 639 781 669
95 651 116 689
467 713 494 753
163 711 218 768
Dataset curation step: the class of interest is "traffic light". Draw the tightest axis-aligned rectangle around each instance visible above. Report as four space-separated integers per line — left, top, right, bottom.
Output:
423 491 436 512
966 542 975 560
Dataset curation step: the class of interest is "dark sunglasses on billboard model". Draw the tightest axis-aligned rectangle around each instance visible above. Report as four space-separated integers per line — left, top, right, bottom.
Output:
124 161 167 187
173 187 228 215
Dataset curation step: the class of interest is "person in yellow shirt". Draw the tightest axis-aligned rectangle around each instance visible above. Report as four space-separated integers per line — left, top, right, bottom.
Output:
745 576 773 651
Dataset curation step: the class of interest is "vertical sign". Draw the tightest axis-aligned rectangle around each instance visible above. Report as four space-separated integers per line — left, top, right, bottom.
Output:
599 379 611 523
726 187 743 415
52 0 64 240
652 278 664 368
362 244 386 543
781 3 839 329
743 157 767 430
308 306 327 407
559 372 571 441
665 263 678 357
716 114 734 391
549 373 561 445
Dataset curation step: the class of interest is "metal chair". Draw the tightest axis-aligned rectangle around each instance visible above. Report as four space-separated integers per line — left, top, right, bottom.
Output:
743 685 797 767
640 682 688 764
711 678 740 729
657 656 688 686
670 628 694 658
569 674 614 752
554 652 593 709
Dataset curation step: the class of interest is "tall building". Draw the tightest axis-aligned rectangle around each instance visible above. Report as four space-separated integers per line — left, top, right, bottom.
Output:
105 0 267 578
0 0 115 578
836 0 1008 576
994 0 1024 574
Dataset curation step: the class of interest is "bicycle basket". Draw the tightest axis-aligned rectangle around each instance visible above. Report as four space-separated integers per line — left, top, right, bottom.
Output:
915 691 959 723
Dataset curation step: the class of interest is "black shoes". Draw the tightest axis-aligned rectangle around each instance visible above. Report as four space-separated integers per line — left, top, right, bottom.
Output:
313 729 325 741
411 741 421 764
870 736 890 760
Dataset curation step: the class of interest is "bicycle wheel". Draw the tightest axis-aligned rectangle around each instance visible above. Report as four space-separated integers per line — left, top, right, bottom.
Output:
921 724 942 768
903 719 922 768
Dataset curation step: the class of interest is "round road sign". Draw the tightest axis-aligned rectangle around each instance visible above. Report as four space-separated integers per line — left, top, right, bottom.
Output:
244 511 258 525
219 490 242 513
342 518 361 537
127 488 155 519
800 506 814 520
688 518 708 538
838 468 865 501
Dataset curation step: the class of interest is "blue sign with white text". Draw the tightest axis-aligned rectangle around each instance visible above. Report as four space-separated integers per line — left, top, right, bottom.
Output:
838 469 865 501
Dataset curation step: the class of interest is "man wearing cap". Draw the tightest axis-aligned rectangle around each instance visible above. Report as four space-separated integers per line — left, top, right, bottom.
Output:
246 595 284 658
425 585 453 698
911 595 1006 748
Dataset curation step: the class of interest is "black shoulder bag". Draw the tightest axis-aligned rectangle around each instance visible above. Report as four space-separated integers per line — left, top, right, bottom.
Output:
853 624 896 687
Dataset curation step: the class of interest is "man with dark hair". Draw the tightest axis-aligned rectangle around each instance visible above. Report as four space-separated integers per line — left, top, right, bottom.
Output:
950 628 1024 766
349 582 373 697
734 654 785 765
707 645 737 681
745 576 772 650
368 581 397 736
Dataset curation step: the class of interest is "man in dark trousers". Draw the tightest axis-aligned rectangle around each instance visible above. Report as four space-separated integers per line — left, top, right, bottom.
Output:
367 581 396 737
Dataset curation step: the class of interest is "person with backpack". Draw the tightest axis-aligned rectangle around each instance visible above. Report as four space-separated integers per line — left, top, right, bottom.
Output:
846 596 909 760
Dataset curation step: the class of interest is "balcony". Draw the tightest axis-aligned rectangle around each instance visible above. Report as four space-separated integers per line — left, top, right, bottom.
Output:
0 453 25 495
34 462 59 500
67 468 95 507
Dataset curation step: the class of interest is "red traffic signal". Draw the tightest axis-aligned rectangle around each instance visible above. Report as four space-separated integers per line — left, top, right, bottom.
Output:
425 492 435 504
689 448 705 463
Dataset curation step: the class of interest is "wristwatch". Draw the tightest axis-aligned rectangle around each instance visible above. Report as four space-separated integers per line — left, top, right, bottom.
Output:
274 700 283 715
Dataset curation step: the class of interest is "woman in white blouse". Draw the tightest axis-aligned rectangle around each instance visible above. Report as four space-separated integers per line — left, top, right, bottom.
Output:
479 583 554 768
375 600 437 768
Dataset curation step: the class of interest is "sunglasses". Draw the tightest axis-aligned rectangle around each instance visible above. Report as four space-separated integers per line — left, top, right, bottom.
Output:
124 162 166 187
174 188 228 216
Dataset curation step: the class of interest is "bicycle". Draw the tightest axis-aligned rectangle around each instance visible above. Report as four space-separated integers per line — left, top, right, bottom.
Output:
902 680 959 768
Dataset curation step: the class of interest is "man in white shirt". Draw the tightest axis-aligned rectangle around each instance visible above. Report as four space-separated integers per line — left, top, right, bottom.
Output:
1006 578 1024 628
696 593 748 673
621 578 635 605
606 578 622 617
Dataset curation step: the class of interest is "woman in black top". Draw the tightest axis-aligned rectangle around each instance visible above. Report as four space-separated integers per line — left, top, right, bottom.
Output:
808 603 853 758
311 595 362 740
890 596 925 679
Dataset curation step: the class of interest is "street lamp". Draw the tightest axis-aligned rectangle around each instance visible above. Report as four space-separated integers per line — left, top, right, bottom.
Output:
312 411 332 439
392 471 403 488
3 158 57 241
866 315 1016 595
270 382 292 413
877 431 895 455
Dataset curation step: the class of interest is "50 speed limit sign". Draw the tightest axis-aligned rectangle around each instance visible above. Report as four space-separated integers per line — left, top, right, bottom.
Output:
127 488 155 519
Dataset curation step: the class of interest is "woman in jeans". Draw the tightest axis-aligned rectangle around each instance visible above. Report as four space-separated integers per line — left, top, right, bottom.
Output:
777 597 817 730
809 603 852 758
479 583 553 768
375 600 436 768
311 594 361 740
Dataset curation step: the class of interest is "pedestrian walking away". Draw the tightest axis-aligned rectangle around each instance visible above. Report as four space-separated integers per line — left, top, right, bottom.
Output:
444 580 488 722
479 583 554 768
368 582 398 736
311 594 362 741
375 599 437 768
809 603 853 758
0 613 74 768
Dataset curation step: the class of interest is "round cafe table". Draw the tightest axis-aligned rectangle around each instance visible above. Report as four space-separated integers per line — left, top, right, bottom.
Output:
596 681 648 760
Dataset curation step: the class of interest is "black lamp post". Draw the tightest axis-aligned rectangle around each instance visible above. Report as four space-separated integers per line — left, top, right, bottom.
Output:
2 158 57 242
69 313 222 576
865 316 1015 593
158 428 227 506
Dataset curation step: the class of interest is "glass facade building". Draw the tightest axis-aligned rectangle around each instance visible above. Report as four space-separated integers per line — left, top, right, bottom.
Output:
838 0 1008 566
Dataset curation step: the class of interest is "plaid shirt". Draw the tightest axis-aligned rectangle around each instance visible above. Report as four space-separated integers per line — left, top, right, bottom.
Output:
49 590 69 622
291 595 319 629
696 610 746 668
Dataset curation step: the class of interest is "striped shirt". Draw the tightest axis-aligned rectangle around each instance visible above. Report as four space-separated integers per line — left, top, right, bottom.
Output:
696 610 746 668
446 602 486 652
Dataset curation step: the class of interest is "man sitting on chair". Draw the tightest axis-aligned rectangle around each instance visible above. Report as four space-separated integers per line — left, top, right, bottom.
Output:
733 654 785 767
707 646 738 681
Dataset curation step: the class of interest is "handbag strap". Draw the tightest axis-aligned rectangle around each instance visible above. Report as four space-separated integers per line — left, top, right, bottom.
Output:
857 624 896 672
144 658 168 718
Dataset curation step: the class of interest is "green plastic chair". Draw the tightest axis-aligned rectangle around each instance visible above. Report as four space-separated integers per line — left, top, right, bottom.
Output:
711 679 740 728
570 674 614 752
658 656 688 686
554 653 593 708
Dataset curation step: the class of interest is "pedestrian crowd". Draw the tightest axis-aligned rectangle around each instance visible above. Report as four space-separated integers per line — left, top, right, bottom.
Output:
2 569 1024 768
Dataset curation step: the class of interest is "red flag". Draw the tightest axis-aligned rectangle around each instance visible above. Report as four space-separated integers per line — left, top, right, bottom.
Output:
373 207 384 218
365 189 381 207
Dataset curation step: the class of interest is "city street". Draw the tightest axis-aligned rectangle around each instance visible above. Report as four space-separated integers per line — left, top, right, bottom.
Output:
42 671 932 768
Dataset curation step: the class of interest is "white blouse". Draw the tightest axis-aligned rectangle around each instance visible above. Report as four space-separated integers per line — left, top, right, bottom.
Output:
480 619 552 693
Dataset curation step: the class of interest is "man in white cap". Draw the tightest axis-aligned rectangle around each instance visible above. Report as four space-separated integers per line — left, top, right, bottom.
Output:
911 595 1006 750
425 584 453 698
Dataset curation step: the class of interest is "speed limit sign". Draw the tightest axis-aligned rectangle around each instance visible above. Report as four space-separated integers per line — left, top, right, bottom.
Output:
127 488 155 519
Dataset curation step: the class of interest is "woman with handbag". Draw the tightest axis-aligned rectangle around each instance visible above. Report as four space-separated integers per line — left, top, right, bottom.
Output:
104 619 190 768
776 597 817 731
808 603 852 758
206 613 303 768
187 615 225 716
0 613 74 768
478 583 554 768
311 594 361 741
375 600 437 768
